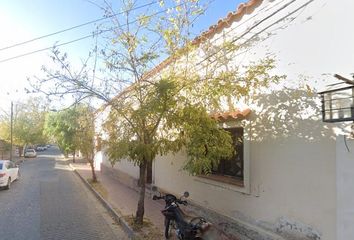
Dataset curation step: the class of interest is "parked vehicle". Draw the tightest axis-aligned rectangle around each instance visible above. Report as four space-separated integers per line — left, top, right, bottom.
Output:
152 187 211 240
36 146 44 152
24 149 37 158
0 160 20 190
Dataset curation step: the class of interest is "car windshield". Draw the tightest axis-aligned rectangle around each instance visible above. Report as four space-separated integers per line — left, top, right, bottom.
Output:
27 149 34 153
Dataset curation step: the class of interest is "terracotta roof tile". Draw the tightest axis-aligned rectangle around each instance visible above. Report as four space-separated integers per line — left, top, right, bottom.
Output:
144 0 263 80
99 1 263 112
211 108 251 121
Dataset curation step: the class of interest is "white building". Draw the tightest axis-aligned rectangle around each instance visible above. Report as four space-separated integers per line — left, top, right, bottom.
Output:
97 1 354 239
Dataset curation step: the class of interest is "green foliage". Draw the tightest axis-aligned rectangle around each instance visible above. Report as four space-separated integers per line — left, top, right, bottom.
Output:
103 53 283 175
179 106 233 175
44 108 79 154
0 97 48 147
103 75 234 175
44 104 95 159
75 105 95 161
31 0 285 224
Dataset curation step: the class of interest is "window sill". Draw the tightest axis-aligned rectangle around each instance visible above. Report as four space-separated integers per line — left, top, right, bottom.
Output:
198 174 244 187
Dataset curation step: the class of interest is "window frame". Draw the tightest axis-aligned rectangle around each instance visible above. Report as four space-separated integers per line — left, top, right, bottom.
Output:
196 121 250 194
211 127 244 180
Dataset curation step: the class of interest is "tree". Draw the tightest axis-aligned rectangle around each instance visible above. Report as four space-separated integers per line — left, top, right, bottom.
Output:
0 97 48 155
44 104 97 181
44 108 78 158
30 0 284 224
75 105 97 182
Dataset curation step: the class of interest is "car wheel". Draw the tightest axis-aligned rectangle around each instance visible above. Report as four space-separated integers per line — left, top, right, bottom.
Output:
5 178 11 190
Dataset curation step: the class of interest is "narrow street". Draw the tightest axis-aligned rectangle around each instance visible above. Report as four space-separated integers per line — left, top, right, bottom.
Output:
0 147 128 240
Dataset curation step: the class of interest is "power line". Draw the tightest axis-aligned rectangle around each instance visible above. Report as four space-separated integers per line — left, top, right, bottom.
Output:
183 0 314 90
94 0 311 103
0 0 275 64
203 0 314 68
143 0 288 78
0 0 305 66
0 3 183 64
196 0 298 66
0 1 159 52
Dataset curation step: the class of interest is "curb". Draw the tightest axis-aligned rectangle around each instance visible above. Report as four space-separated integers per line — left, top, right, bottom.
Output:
69 164 136 239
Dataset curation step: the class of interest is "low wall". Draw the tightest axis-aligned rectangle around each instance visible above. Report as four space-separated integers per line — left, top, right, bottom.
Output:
101 163 139 190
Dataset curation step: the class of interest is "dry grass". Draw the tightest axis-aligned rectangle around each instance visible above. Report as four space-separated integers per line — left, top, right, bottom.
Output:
123 215 163 240
87 178 109 199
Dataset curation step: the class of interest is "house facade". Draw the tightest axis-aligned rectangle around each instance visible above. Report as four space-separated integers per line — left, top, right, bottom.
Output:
97 1 354 239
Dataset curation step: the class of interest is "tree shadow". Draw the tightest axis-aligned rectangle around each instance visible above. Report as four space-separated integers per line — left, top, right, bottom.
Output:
246 87 337 143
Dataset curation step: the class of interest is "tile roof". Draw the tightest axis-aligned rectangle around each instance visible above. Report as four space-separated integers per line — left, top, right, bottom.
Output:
143 0 263 80
193 0 263 45
211 108 251 121
98 0 263 112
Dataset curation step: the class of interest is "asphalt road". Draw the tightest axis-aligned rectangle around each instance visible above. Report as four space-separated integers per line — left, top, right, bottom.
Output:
0 146 128 240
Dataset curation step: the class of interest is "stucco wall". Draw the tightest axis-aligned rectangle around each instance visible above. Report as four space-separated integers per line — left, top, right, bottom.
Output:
152 122 335 240
99 1 354 239
336 136 354 240
102 155 140 180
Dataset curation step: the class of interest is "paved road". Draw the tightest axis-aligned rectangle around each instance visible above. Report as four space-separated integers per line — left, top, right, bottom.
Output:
0 147 128 240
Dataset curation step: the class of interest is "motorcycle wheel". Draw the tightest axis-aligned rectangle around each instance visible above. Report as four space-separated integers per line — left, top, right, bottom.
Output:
164 218 174 239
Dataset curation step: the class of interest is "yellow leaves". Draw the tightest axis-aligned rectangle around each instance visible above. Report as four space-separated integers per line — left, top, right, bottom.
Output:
222 41 239 52
176 5 182 12
138 15 151 26
305 84 313 94
191 8 204 16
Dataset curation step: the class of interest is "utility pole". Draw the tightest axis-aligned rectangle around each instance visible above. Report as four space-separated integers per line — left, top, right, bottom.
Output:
10 101 13 161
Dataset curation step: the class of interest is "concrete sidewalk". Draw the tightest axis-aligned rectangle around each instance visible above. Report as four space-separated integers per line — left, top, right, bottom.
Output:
71 162 238 240
71 162 165 232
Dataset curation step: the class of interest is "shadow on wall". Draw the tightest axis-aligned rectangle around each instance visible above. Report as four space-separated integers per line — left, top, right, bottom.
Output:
247 87 339 143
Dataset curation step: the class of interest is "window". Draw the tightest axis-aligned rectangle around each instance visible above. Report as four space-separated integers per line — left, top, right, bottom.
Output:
211 127 244 181
0 163 3 169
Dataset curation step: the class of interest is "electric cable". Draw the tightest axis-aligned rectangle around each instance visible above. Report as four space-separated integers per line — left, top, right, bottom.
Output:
0 1 159 52
0 2 184 64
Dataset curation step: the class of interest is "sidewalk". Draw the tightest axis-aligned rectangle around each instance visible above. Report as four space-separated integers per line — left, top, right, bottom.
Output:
71 162 237 240
71 162 165 232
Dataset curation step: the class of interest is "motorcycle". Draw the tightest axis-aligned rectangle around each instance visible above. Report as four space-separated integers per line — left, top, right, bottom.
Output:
152 186 211 240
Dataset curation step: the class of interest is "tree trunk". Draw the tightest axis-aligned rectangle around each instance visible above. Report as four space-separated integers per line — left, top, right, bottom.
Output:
19 146 23 157
135 160 147 225
73 149 76 163
88 158 97 182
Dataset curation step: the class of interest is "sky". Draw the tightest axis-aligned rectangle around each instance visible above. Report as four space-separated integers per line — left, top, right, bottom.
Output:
0 0 243 111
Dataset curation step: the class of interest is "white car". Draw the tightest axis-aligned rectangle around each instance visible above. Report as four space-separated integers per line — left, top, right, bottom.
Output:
0 160 20 190
24 149 37 158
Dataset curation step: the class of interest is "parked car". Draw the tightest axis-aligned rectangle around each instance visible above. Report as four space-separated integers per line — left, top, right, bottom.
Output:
36 146 43 152
0 160 20 190
24 149 37 158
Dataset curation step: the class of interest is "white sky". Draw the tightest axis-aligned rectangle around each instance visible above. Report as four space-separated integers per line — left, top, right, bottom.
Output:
0 0 242 113
0 3 97 111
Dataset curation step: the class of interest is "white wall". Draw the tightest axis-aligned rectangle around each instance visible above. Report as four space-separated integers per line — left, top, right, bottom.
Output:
154 1 353 238
100 1 354 239
336 136 354 240
102 152 140 179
